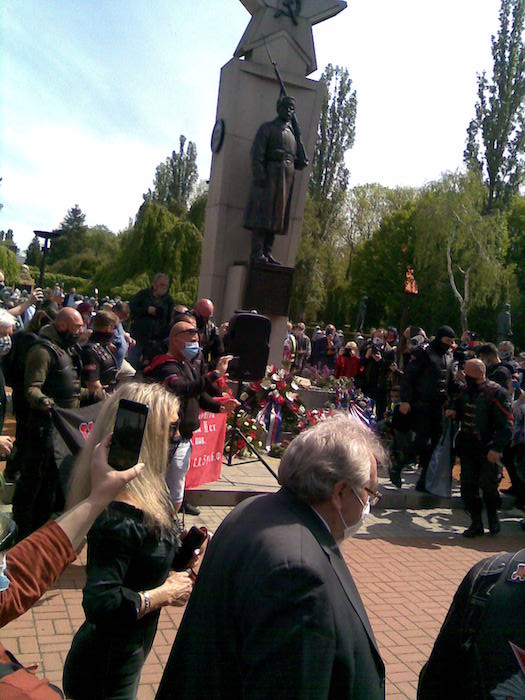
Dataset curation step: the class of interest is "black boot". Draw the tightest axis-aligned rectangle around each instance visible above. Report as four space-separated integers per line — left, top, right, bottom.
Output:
263 232 281 265
182 496 201 516
487 509 501 535
463 517 485 538
251 231 267 264
389 465 402 488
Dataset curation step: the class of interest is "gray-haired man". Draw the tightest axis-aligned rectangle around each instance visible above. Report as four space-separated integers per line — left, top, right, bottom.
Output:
156 414 386 700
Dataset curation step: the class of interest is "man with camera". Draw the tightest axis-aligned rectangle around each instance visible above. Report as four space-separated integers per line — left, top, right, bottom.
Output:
399 326 458 492
128 273 173 370
357 329 394 421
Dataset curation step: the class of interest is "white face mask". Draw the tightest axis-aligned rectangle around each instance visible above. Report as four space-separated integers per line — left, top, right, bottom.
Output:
0 335 12 356
337 490 370 540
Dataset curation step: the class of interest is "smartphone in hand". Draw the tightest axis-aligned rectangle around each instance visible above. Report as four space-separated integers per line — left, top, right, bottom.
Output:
108 399 148 471
175 526 208 570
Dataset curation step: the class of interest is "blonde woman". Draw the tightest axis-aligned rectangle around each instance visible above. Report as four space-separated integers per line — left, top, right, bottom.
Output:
63 381 193 700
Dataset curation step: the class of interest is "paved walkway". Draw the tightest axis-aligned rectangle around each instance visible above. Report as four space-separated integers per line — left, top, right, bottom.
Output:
3 501 524 699
2 427 524 700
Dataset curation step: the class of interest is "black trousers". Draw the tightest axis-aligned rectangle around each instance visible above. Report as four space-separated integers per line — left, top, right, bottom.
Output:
460 452 501 519
12 412 59 539
412 405 443 486
503 444 525 503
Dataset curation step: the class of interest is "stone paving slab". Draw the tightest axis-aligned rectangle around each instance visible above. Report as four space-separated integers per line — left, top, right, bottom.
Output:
3 503 523 700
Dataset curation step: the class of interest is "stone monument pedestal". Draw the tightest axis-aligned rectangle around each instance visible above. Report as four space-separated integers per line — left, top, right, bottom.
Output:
221 261 295 366
198 0 347 366
198 57 324 361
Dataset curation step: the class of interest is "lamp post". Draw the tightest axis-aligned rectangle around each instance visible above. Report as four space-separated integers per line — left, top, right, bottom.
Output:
33 230 62 288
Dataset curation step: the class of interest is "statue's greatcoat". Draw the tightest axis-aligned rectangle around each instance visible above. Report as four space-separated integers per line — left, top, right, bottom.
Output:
243 117 298 235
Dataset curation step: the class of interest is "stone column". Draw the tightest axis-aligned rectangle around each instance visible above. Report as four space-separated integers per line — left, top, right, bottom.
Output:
198 57 324 365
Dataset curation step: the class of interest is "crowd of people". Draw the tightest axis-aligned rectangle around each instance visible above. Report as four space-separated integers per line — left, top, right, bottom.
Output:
0 270 523 698
285 320 524 537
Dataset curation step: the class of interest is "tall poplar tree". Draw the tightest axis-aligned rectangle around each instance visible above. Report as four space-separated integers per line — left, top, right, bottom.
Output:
464 0 525 210
309 64 357 239
145 135 198 213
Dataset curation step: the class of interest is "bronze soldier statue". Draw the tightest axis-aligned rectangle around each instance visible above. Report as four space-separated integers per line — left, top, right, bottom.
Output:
243 95 308 265
497 303 512 344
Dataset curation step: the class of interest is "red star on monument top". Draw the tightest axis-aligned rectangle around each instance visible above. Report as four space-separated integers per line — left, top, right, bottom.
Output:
236 0 347 75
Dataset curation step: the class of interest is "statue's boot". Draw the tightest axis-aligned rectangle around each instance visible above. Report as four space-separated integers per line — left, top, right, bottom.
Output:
251 231 267 264
263 233 281 265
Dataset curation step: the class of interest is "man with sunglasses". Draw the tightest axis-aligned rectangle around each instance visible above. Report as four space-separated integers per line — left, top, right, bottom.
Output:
144 318 236 511
156 414 386 700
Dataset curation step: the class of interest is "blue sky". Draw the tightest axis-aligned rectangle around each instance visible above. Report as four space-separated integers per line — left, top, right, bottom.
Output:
1 0 499 251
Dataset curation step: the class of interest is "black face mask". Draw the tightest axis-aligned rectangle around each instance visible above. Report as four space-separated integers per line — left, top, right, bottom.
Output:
58 330 80 347
433 339 451 356
92 331 114 346
465 376 479 392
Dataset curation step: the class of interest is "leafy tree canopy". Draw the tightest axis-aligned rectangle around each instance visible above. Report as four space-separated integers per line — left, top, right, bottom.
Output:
464 0 525 210
145 135 198 212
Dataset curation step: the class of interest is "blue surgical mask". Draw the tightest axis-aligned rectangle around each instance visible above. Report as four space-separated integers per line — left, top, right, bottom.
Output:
182 341 200 361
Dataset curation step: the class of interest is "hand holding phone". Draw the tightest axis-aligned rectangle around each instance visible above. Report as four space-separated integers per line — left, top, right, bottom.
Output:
108 399 148 471
174 526 208 571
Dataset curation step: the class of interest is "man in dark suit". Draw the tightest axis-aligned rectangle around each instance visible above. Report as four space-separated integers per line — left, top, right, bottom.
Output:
156 414 386 699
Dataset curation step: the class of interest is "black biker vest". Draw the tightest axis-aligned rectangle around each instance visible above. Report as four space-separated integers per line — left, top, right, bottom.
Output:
38 339 82 407
86 342 118 387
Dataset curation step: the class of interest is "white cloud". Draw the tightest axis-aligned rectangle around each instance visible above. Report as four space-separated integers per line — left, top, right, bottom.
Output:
1 118 168 249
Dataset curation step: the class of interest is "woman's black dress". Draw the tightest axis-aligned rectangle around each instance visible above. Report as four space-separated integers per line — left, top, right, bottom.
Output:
63 502 178 700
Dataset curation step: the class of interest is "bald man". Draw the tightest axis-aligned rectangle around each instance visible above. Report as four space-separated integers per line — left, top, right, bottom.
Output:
447 358 513 537
15 308 105 538
193 298 224 369
144 318 236 510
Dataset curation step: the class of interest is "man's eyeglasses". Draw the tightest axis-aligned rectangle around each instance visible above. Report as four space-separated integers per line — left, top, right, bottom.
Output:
353 486 382 507
364 487 382 507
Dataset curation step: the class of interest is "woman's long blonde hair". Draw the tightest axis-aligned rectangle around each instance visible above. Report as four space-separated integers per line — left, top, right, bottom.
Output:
66 381 179 531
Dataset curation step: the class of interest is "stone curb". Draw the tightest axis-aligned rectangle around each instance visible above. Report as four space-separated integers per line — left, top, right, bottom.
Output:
189 487 519 511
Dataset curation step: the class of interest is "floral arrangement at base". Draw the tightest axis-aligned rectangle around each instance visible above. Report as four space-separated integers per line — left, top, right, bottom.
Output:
221 366 378 458
224 409 266 460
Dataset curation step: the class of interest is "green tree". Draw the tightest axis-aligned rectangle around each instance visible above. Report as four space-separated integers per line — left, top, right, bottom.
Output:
504 194 525 345
25 236 43 267
0 229 19 256
146 135 198 212
0 245 19 285
348 204 417 331
414 172 511 332
94 200 202 304
343 184 417 278
291 64 357 320
48 204 88 265
309 64 357 239
464 0 525 210
50 224 120 279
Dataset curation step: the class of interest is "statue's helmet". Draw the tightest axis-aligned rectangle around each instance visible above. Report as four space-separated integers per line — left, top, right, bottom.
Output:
276 95 296 112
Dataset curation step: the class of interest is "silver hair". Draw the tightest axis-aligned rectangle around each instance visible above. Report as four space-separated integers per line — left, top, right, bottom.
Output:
0 309 16 332
278 413 386 504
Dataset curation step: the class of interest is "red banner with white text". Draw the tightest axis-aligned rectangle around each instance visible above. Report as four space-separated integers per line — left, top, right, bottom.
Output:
186 410 227 489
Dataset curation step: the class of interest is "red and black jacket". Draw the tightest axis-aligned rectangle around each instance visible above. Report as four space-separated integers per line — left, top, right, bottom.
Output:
144 354 222 439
